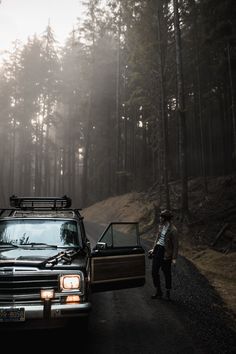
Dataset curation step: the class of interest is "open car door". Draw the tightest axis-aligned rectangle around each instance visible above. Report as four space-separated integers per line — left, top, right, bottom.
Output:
91 222 145 293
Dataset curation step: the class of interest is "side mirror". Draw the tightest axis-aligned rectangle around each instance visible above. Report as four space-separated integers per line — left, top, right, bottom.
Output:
86 240 91 248
95 242 107 250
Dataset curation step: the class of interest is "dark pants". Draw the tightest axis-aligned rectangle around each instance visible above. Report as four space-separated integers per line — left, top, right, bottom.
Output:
151 245 172 293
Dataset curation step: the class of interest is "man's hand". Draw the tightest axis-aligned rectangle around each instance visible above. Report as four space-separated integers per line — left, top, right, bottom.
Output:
172 259 176 265
148 249 153 259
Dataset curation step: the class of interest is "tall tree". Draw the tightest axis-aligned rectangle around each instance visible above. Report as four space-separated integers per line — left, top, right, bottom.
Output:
40 24 60 196
173 0 188 216
157 0 170 209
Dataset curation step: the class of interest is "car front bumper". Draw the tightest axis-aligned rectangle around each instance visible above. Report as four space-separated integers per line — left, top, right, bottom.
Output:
0 301 91 330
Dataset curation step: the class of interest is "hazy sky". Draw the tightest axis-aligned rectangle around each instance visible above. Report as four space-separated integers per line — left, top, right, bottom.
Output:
0 0 85 54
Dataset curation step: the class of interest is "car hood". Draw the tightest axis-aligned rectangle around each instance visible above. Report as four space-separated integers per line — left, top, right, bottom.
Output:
0 248 60 262
0 247 87 269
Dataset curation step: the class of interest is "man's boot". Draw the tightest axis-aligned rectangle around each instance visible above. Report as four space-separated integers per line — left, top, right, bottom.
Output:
165 289 171 300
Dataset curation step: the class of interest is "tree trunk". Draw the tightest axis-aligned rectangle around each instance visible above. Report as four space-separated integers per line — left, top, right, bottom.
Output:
157 0 170 210
116 10 121 194
227 42 236 164
190 0 208 194
173 0 189 216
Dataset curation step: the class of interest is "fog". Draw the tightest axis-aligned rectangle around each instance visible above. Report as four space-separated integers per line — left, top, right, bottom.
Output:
0 0 234 212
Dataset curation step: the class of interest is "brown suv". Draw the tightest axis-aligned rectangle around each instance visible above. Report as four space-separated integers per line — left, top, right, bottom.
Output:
0 196 145 329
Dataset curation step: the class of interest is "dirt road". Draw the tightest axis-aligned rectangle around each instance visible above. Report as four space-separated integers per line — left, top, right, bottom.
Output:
84 221 236 354
3 221 235 354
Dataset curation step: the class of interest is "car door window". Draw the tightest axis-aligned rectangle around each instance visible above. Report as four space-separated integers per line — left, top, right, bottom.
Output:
99 222 139 248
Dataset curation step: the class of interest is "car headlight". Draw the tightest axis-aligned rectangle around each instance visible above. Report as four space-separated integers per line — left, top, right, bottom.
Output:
60 275 80 290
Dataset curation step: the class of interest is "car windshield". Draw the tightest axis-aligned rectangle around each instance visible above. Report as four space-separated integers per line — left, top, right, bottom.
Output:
0 219 82 248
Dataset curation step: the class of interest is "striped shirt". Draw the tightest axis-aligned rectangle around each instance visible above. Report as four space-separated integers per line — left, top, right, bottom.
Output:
156 223 170 247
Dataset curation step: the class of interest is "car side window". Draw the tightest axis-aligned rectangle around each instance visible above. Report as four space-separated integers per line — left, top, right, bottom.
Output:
99 223 139 248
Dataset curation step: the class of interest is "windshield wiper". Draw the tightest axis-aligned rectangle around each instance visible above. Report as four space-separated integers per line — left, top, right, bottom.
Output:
0 242 20 248
39 249 81 268
23 242 58 249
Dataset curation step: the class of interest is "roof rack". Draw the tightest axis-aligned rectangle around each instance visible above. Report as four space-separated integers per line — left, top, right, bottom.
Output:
0 208 82 219
9 195 72 210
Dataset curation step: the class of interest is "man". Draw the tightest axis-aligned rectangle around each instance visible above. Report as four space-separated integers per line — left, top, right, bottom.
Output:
149 209 178 300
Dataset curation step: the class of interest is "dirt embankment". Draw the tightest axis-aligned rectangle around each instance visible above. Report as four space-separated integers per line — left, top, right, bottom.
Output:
82 175 236 317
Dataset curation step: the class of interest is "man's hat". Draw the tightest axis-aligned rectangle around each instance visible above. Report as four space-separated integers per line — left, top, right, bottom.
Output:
160 209 173 219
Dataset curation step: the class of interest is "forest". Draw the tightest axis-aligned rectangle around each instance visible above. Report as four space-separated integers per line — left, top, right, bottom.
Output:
0 0 235 214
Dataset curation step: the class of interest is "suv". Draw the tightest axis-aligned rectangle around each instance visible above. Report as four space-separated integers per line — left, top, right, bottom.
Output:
0 196 145 329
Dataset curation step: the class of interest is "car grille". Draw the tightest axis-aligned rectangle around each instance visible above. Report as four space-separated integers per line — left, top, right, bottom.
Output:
0 267 60 304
